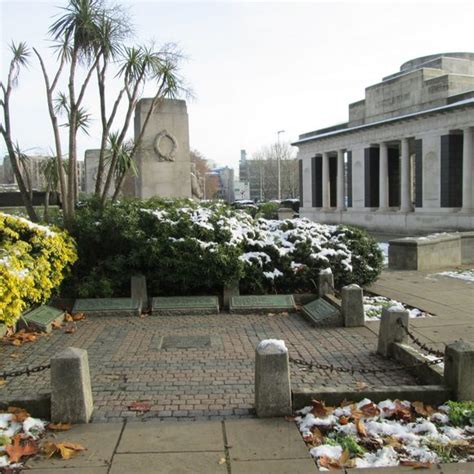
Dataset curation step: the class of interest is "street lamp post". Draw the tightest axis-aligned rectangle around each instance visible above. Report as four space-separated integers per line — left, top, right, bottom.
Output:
277 130 285 201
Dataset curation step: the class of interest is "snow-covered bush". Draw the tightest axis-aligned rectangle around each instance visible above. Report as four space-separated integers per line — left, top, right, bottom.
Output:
66 198 382 297
0 213 77 327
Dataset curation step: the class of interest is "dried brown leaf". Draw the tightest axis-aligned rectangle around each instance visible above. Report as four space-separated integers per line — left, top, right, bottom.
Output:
48 423 72 431
5 435 38 463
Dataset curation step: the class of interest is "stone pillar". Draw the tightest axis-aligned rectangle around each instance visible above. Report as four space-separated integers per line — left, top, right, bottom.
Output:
400 138 412 212
444 340 474 401
318 268 334 297
461 127 473 213
342 284 364 327
377 306 408 357
255 340 291 417
322 152 330 210
336 149 345 211
131 274 147 311
51 347 93 423
223 280 240 309
379 142 389 210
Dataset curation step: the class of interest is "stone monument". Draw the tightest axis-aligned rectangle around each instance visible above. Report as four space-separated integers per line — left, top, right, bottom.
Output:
123 98 192 199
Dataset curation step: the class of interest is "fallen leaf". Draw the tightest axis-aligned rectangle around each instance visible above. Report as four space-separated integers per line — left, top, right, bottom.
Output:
72 313 86 321
339 415 349 425
340 399 354 407
51 320 62 329
5 434 38 462
384 436 402 449
0 378 6 387
43 441 58 458
319 455 342 471
360 401 381 418
285 415 297 422
48 423 72 431
11 339 22 346
356 418 368 437
8 406 30 422
355 381 368 391
56 442 85 460
218 457 226 465
64 313 73 322
128 401 151 412
339 449 351 465
64 321 77 334
311 400 334 417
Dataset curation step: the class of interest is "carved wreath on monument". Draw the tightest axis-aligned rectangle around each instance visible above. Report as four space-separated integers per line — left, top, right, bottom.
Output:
153 130 178 162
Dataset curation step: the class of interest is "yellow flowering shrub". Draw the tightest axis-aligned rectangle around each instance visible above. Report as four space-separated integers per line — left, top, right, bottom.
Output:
0 213 77 327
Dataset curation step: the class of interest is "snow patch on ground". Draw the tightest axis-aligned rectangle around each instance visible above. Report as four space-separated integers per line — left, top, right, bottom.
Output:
434 269 474 283
364 295 432 321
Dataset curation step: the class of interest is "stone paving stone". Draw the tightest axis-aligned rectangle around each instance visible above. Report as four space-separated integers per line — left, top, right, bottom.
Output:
25 423 123 469
21 305 65 333
225 418 310 461
230 295 296 313
151 296 219 315
117 420 224 452
109 452 227 474
231 459 318 473
73 298 141 317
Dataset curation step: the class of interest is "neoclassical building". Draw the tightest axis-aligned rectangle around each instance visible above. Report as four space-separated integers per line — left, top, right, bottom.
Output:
293 53 474 233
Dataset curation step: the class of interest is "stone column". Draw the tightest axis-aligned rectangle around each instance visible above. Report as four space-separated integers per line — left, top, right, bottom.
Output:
379 142 389 210
336 150 345 211
461 127 473 213
400 138 412 212
322 152 330 210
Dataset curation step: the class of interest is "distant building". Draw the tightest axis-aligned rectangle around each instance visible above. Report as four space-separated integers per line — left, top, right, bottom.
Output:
293 52 474 233
211 166 235 202
1 154 86 193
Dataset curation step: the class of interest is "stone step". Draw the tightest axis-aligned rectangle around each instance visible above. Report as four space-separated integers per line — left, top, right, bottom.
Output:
72 298 141 317
21 305 65 333
301 297 342 326
151 296 220 315
229 295 296 314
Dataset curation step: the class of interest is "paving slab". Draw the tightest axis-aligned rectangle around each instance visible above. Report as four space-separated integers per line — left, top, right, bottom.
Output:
151 296 219 315
438 461 474 473
230 295 296 314
231 458 318 473
25 423 123 470
73 298 141 317
117 420 224 453
109 452 227 474
301 298 341 326
21 305 65 333
225 418 310 461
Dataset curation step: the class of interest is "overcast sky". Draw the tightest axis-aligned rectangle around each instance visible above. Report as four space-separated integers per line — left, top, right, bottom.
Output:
1 0 473 171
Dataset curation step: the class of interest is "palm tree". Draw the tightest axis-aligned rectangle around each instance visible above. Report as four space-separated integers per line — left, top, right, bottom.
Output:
0 42 38 221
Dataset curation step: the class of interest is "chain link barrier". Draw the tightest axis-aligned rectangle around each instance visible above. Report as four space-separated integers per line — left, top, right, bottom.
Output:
0 364 51 380
396 319 445 358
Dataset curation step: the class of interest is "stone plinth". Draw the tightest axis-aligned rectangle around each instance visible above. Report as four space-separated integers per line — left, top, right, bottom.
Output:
301 298 341 327
73 298 141 317
377 306 409 357
20 305 65 333
317 269 334 297
255 340 291 417
131 275 148 310
229 295 296 314
151 296 219 315
341 284 365 327
223 281 240 310
50 347 93 423
444 340 474 401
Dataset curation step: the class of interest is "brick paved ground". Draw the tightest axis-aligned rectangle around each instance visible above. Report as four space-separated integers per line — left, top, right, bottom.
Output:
0 312 418 422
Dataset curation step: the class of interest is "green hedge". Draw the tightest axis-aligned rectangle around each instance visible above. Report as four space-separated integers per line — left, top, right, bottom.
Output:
64 198 383 297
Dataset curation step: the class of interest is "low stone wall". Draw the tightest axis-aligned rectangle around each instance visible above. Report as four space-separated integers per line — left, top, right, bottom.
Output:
388 232 474 270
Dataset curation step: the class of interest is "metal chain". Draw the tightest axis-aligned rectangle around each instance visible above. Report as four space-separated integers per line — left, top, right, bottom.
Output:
397 319 445 358
289 355 443 376
0 364 51 380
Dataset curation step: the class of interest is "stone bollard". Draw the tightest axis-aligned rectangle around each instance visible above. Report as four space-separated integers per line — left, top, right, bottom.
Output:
255 339 291 417
342 284 365 327
223 280 240 310
444 340 474 401
51 347 93 423
131 274 148 311
318 268 334 297
377 306 409 357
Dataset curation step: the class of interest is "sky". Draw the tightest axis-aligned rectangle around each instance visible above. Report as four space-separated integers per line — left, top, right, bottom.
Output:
1 0 473 172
